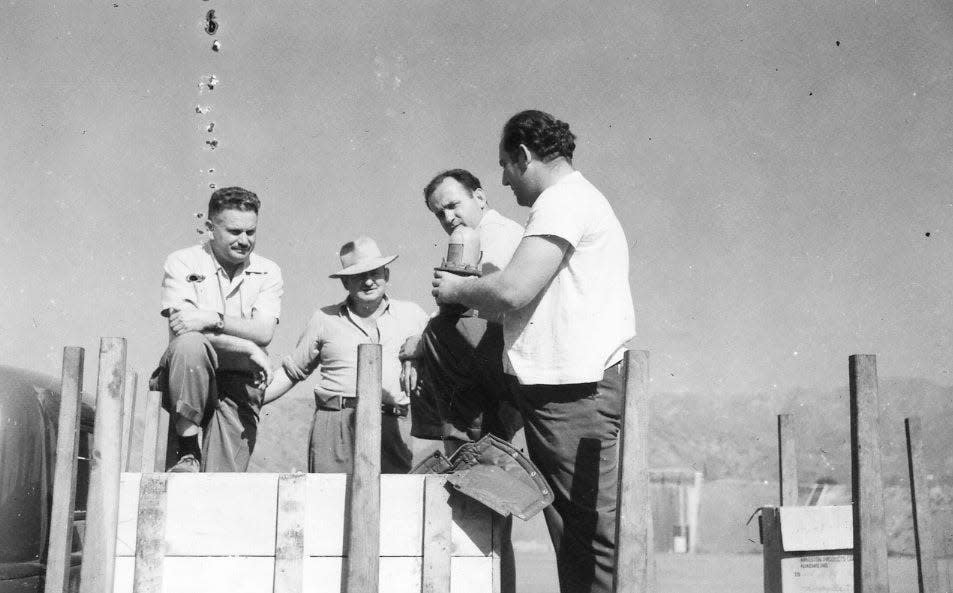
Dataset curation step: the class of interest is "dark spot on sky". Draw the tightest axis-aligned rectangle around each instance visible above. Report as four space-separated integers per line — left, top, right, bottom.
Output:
836 41 840 47
925 232 931 237
205 10 218 35
809 92 813 96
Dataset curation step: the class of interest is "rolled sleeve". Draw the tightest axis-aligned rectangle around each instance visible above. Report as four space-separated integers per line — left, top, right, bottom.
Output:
160 252 198 316
251 265 283 321
284 311 324 381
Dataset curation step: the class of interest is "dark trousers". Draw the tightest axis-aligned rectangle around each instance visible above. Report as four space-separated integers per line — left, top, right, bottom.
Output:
413 311 522 442
508 362 624 593
309 395 413 474
149 332 262 472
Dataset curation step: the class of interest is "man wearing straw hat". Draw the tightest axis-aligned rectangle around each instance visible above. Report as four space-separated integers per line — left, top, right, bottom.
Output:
263 237 428 473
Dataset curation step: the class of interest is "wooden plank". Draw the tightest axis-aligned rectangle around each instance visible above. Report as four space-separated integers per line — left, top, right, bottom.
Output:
346 343 383 593
422 476 452 593
613 350 653 593
80 337 127 593
116 473 142 557
450 492 493 556
906 417 940 593
849 354 890 593
303 474 487 558
761 507 782 593
125 382 148 472
44 347 85 593
154 408 169 473
490 514 503 593
120 372 138 474
139 391 162 473
165 473 278 556
303 558 422 593
686 471 703 553
132 473 168 593
451 558 494 593
380 475 424 556
274 473 306 593
778 413 799 506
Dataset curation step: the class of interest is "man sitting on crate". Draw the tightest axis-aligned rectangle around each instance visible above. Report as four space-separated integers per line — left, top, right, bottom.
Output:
150 186 283 473
261 237 428 474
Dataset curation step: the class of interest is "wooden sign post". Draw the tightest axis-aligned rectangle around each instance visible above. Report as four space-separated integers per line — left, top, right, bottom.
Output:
848 354 890 593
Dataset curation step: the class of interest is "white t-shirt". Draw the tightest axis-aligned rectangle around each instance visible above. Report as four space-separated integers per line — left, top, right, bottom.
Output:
503 171 636 384
477 209 524 324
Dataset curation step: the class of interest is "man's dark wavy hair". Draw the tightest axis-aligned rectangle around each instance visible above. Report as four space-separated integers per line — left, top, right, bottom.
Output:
208 186 260 218
501 110 576 162
422 169 483 206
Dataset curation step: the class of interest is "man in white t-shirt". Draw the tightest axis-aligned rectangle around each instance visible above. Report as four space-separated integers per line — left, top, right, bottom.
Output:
432 111 636 593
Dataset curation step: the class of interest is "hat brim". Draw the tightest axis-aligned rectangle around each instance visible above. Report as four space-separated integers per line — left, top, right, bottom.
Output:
329 254 398 278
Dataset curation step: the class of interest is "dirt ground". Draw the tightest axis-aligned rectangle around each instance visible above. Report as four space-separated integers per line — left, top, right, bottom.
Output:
513 551 953 593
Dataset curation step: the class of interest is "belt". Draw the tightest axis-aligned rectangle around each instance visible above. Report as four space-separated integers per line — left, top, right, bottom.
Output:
315 394 409 417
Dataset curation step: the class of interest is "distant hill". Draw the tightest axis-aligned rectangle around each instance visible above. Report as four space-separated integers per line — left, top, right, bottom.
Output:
650 377 953 487
252 376 953 487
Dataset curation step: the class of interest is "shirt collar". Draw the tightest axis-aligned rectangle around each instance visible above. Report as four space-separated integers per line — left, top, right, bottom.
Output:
202 242 266 275
338 295 392 318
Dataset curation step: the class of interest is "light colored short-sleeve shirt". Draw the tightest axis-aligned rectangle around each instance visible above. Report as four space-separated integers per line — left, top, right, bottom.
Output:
476 209 524 324
160 242 283 321
477 209 523 275
503 171 636 384
282 298 428 406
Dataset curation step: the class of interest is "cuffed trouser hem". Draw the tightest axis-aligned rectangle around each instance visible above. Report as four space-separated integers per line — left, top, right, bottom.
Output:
149 333 262 472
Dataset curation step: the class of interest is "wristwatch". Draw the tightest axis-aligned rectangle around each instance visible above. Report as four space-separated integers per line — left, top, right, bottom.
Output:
212 312 225 334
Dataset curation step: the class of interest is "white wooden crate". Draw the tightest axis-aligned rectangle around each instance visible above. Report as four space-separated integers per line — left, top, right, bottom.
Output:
113 473 499 593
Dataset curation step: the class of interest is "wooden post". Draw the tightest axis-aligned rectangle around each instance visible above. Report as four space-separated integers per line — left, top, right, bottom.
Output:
132 473 168 593
613 350 653 593
345 343 382 593
140 391 163 473
274 473 306 593
905 417 940 593
44 347 85 593
849 354 890 593
422 475 452 593
125 381 148 472
80 337 127 593
778 413 799 506
154 408 170 473
120 371 138 473
686 471 703 554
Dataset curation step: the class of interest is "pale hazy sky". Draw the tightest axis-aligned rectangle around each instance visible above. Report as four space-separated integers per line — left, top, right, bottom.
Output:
3 1 953 398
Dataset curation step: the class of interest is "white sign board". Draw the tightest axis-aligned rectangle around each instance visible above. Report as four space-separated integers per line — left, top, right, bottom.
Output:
780 554 853 593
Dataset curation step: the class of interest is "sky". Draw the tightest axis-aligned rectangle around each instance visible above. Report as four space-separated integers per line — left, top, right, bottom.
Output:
2 0 953 399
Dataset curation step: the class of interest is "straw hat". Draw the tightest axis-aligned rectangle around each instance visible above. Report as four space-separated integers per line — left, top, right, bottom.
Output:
328 236 398 278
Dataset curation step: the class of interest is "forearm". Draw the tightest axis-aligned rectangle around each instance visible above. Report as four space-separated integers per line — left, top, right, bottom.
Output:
453 272 524 312
205 332 258 355
262 367 296 405
221 314 276 347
